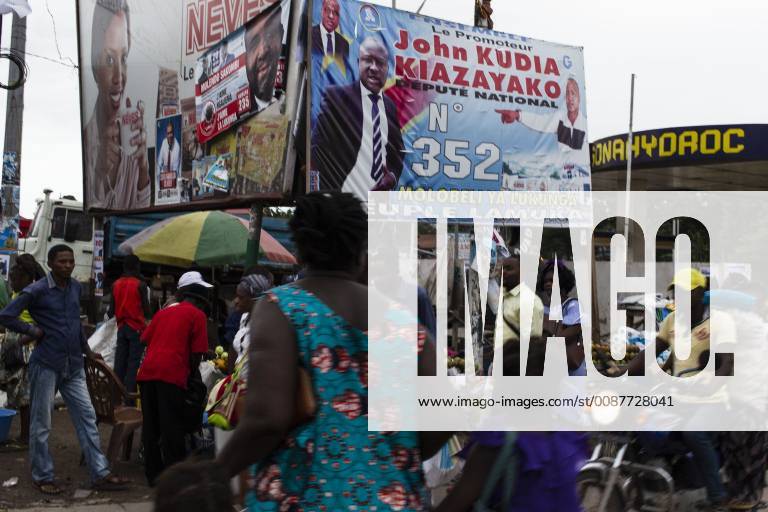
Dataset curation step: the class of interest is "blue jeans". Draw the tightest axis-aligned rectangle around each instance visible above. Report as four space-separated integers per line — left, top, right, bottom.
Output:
114 325 143 401
681 431 726 503
28 360 110 484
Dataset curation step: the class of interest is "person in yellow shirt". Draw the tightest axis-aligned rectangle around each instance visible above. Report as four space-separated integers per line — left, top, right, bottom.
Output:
632 268 735 378
628 268 731 509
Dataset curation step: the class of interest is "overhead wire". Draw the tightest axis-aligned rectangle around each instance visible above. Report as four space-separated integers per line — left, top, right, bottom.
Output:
44 0 77 68
16 49 77 70
0 1 81 89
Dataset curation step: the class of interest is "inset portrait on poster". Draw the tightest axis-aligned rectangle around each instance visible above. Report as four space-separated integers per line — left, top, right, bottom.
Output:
155 114 183 206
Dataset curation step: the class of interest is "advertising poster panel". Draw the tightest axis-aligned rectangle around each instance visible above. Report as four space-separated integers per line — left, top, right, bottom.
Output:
309 1 592 202
92 230 105 297
77 0 298 213
181 0 281 84
78 1 180 211
0 184 19 251
155 114 183 205
195 1 289 143
1 151 19 252
194 24 251 143
3 151 18 186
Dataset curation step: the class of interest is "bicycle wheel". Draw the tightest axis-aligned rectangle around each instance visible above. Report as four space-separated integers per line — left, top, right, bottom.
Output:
577 470 626 512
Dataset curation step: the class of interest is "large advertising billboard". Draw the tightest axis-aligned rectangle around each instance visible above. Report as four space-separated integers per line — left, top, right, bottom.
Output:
309 1 592 202
77 0 298 213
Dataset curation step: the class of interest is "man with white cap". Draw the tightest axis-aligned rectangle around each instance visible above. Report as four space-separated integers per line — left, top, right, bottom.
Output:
137 271 212 486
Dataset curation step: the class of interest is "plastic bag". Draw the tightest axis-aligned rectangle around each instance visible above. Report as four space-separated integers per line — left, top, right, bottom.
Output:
422 440 464 489
87 318 118 368
199 361 224 392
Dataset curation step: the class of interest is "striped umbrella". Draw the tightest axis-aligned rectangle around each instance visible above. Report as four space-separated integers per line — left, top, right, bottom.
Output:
118 211 296 267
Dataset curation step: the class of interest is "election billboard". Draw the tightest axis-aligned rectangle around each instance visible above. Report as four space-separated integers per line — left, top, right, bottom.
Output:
309 1 592 202
76 0 299 213
195 0 288 144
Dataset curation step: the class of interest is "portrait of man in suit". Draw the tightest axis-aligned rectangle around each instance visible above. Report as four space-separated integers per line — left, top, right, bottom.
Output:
495 76 589 167
312 0 349 60
244 4 285 112
221 39 235 66
311 36 404 201
197 55 210 86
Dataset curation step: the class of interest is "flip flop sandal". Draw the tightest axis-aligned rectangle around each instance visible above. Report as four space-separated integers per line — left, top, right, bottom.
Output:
0 440 27 451
33 480 63 495
92 474 129 491
728 499 761 510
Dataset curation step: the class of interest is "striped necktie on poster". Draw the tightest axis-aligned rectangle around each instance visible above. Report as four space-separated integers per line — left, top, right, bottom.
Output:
369 94 383 181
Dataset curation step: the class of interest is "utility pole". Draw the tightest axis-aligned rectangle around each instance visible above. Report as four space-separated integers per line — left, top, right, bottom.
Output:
1 12 26 255
623 73 635 239
3 13 27 175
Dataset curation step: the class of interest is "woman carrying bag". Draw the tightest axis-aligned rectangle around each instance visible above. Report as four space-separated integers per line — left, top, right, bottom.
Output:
157 192 449 511
207 271 273 506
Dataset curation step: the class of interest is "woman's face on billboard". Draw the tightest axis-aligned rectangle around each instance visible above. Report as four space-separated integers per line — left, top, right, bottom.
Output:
94 10 129 117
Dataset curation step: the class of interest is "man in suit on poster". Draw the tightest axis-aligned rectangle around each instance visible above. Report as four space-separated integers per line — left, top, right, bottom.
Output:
495 76 589 168
312 0 349 61
220 40 235 66
157 120 181 175
244 4 285 113
311 36 403 201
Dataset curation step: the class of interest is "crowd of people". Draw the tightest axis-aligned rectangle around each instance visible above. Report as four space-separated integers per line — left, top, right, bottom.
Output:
0 192 765 511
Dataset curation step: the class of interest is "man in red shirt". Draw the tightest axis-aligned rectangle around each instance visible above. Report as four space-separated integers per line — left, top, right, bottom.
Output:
109 255 150 401
137 271 211 486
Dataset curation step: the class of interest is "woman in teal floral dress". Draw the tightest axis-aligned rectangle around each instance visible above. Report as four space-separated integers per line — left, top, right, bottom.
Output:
216 192 443 511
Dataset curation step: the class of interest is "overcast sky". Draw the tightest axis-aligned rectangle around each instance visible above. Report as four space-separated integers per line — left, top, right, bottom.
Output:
2 0 766 217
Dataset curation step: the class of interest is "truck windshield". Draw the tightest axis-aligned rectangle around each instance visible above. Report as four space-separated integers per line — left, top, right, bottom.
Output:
51 208 93 242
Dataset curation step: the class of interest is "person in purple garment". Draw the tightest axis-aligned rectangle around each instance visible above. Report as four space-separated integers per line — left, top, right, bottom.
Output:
434 338 588 512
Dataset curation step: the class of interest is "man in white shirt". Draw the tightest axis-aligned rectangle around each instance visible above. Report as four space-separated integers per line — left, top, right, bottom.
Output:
156 121 180 175
499 251 544 374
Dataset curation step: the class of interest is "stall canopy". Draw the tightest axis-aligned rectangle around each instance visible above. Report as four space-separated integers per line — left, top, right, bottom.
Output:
118 211 296 267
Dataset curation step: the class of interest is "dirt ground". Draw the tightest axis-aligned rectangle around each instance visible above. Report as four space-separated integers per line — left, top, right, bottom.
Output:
0 407 152 509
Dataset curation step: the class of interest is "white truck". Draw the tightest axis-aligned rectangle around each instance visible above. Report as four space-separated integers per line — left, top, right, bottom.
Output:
19 189 96 283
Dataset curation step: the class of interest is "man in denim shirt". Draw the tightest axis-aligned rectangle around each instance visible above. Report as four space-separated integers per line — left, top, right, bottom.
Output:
0 245 127 494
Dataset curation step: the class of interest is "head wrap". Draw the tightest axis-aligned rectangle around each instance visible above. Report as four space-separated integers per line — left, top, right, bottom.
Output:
238 274 271 298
